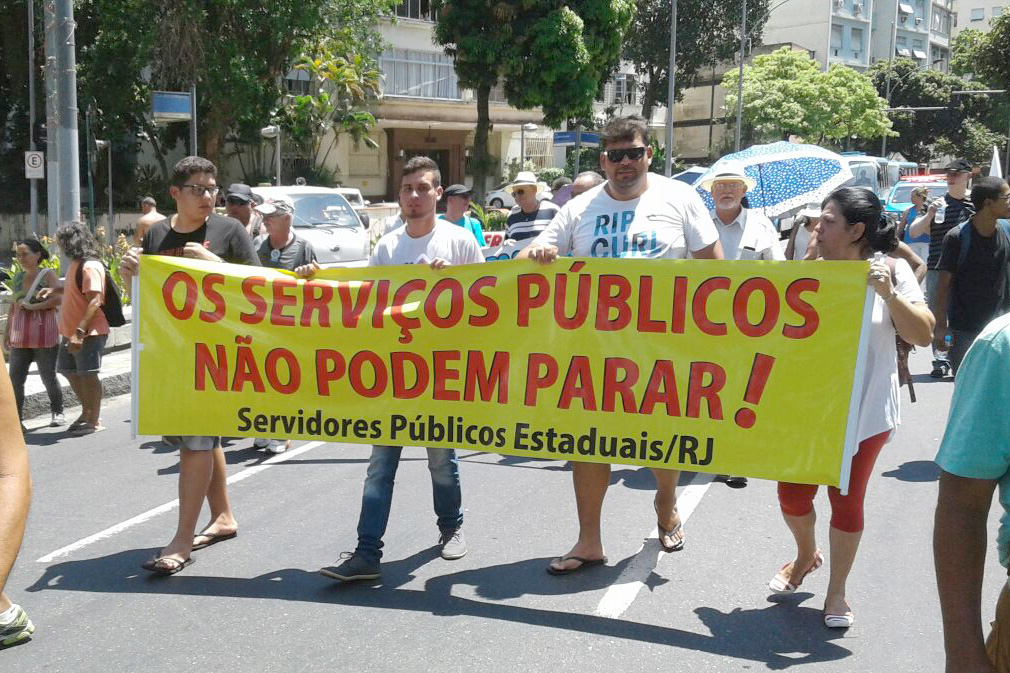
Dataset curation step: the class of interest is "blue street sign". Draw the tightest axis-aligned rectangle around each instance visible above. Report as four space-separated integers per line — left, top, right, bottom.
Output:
553 131 600 147
152 91 193 122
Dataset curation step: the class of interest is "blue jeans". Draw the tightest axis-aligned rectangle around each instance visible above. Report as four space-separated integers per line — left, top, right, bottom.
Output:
355 445 463 563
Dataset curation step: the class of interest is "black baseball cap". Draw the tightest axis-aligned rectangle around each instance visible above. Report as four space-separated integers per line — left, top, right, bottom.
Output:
226 183 254 203
944 159 972 173
443 184 473 197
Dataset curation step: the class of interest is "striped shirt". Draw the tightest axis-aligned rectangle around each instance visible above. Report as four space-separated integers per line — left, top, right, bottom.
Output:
505 200 561 241
928 194 973 268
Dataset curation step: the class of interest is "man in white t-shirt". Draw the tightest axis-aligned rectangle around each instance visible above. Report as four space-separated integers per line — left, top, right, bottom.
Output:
320 156 483 584
520 115 724 574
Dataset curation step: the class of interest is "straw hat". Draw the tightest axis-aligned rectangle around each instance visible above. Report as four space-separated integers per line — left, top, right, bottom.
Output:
506 171 547 195
700 160 757 192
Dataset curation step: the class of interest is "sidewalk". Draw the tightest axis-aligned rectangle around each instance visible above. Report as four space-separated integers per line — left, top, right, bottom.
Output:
19 347 132 420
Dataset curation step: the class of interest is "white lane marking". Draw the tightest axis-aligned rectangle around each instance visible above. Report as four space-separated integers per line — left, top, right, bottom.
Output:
37 441 326 563
594 475 714 619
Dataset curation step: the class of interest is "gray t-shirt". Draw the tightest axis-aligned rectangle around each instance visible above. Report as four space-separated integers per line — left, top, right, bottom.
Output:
256 234 317 271
370 220 484 267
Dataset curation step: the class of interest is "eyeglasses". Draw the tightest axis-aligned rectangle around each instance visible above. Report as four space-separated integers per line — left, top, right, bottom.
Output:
513 188 528 197
181 184 220 198
605 147 647 163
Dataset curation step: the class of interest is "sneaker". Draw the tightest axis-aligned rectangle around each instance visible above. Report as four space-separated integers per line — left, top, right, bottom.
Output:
252 438 270 450
439 528 467 560
0 604 35 649
50 413 66 427
319 552 380 582
930 360 950 379
265 440 290 455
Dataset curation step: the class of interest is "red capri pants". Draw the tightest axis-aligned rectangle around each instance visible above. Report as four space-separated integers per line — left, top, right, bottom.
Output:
777 431 890 534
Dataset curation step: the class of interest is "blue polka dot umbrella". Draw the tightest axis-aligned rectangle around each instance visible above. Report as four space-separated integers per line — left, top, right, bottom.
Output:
695 142 854 218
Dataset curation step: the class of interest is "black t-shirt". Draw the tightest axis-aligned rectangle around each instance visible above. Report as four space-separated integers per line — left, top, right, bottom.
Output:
928 194 974 268
936 219 1010 333
256 234 317 271
142 214 260 266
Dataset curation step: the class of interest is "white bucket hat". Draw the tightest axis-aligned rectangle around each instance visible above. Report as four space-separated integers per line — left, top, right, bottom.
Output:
796 204 822 219
506 171 547 195
700 160 758 192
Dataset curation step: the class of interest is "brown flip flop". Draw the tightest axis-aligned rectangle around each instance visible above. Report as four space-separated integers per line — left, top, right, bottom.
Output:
547 555 608 575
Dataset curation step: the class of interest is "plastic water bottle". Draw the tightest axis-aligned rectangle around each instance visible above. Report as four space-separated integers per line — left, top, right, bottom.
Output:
944 334 952 349
934 200 946 224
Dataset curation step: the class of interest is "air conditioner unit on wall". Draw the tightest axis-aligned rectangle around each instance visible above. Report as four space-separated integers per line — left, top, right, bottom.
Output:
853 2 862 14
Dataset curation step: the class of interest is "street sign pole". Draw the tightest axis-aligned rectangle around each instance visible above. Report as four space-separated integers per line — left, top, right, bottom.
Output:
43 0 59 232
55 0 81 227
664 0 677 176
190 84 198 155
27 0 39 233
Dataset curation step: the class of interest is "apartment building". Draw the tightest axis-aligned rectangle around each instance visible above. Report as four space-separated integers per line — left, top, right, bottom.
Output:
955 0 1007 34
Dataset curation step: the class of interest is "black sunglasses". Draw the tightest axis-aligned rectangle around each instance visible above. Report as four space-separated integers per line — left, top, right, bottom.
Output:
605 147 647 163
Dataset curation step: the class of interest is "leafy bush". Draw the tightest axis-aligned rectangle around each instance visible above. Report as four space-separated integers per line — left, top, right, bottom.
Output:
483 209 508 232
536 167 565 184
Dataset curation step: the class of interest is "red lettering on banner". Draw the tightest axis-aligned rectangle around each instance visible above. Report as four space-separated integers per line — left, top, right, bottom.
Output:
194 343 227 390
425 279 465 329
315 350 345 395
372 279 390 328
524 353 558 406
554 267 591 330
162 271 198 320
301 281 333 327
432 350 461 401
240 277 268 325
199 274 226 323
692 277 731 336
349 351 387 398
636 276 665 333
337 281 372 328
685 361 725 420
391 279 426 344
517 274 549 327
639 360 680 416
783 278 821 339
391 352 429 399
270 278 298 327
463 351 508 403
732 277 780 338
671 276 688 333
265 348 300 394
558 355 596 411
467 277 499 327
602 357 639 413
596 275 633 331
232 340 266 393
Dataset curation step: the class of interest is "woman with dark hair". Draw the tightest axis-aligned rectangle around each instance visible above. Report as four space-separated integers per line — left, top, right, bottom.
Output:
768 187 934 629
52 222 108 435
3 239 64 428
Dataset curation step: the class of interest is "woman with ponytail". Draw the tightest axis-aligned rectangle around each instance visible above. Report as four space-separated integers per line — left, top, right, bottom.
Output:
767 186 934 629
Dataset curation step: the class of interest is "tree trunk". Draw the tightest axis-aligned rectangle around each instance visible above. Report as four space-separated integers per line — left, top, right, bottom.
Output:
473 83 492 204
640 67 659 122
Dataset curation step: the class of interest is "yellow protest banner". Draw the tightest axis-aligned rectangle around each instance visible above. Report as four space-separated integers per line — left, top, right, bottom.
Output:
134 255 871 488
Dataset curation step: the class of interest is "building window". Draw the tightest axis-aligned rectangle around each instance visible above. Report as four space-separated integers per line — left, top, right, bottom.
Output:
932 9 951 36
995 7 1005 17
970 7 985 20
285 69 312 96
614 74 637 105
850 27 864 53
379 49 460 100
394 0 432 21
831 24 843 56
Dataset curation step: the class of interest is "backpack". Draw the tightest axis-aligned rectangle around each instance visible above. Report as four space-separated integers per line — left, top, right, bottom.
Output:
956 218 1010 269
75 259 126 328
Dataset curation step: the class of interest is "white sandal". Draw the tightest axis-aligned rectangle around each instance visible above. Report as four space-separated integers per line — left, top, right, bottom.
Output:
823 611 855 628
768 550 824 594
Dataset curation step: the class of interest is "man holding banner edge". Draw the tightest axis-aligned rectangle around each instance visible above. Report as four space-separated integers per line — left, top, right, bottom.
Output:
520 115 724 574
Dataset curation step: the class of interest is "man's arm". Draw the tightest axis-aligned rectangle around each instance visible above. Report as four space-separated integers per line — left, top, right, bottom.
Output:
934 270 953 350
935 471 999 673
0 350 31 606
691 239 724 260
910 202 939 238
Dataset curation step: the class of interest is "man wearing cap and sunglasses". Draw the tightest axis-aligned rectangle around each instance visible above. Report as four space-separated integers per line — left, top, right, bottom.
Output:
120 156 260 575
225 183 264 239
520 115 723 575
440 184 486 245
909 159 976 378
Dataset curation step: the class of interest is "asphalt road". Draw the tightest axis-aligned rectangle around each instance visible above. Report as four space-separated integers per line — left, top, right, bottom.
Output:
2 348 1002 672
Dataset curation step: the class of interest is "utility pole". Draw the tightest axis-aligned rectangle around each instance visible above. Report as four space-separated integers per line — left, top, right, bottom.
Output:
55 0 81 226
27 0 39 234
43 0 59 232
190 84 198 155
735 0 747 152
663 0 678 176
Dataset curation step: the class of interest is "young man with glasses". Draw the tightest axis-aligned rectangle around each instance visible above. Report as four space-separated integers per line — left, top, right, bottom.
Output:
120 156 260 575
932 176 1010 375
520 115 723 574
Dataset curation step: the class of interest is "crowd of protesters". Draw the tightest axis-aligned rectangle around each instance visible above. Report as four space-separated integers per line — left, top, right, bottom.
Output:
1 114 1008 672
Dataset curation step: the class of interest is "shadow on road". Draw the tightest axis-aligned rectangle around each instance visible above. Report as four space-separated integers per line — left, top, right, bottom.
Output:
27 547 850 668
881 460 940 482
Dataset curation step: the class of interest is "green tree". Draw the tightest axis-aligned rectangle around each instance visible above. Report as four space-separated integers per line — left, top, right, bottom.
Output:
950 14 1010 89
722 47 890 146
865 58 1001 164
623 0 769 120
431 0 634 200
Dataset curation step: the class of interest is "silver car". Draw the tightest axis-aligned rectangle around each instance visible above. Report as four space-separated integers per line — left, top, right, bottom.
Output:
251 186 370 265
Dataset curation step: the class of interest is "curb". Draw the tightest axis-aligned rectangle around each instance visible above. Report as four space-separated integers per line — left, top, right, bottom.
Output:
21 351 132 421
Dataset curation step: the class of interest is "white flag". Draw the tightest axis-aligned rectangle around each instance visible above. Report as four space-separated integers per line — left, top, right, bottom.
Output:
991 146 1003 179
